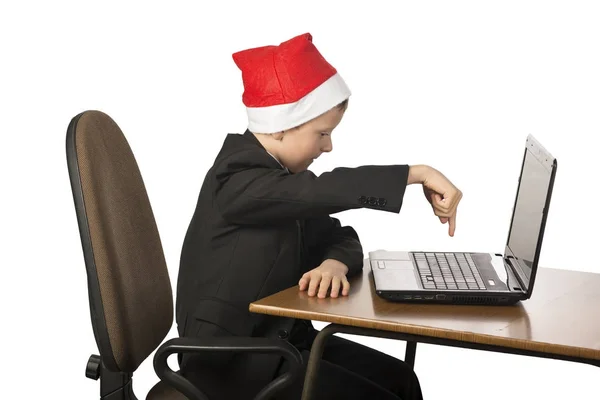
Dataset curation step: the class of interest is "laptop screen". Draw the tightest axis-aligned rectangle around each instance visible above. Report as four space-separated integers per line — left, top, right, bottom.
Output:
506 138 555 288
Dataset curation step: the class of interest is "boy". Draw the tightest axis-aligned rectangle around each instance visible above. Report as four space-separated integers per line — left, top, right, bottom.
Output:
176 32 462 400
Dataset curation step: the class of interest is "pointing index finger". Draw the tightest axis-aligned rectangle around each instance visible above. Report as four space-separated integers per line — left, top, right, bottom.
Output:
448 211 457 237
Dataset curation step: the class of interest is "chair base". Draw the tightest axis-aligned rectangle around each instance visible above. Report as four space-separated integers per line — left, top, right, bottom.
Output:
87 354 138 400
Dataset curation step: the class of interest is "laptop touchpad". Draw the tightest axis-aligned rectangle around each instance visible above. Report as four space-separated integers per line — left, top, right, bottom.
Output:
383 260 415 270
375 269 420 291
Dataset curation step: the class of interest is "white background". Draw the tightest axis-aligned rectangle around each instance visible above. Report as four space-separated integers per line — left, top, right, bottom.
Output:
1 1 599 399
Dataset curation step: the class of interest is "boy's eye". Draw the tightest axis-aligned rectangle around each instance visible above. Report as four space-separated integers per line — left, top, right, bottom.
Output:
320 132 330 136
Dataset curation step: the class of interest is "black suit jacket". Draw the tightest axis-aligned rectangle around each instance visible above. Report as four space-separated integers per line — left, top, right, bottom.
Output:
175 130 409 397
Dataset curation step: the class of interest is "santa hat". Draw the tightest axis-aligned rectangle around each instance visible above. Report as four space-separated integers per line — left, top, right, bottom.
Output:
232 33 351 134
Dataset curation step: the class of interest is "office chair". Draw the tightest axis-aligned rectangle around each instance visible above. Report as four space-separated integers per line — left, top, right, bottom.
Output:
66 110 302 399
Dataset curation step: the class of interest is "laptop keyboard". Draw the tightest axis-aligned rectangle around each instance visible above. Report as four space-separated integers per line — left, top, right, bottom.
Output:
414 252 486 290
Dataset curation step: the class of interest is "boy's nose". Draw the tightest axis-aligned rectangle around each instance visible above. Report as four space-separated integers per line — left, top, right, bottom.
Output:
321 138 333 153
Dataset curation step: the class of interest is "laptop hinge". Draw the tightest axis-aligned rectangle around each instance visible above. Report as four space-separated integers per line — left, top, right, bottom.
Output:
504 256 526 292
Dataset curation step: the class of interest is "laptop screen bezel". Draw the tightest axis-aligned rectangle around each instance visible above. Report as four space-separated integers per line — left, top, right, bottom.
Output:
503 134 557 298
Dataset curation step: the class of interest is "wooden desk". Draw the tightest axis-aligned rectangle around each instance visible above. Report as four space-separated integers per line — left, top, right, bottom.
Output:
250 261 600 400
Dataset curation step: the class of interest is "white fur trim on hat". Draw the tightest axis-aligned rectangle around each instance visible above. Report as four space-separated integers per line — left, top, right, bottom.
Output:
246 73 351 134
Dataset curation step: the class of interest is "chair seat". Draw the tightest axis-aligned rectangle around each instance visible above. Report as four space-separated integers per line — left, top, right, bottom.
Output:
146 378 188 400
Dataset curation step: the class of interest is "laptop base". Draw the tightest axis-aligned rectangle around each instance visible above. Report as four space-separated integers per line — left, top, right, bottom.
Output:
375 288 524 305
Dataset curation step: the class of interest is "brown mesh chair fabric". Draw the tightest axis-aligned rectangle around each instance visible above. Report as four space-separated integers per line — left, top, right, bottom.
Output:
67 110 173 373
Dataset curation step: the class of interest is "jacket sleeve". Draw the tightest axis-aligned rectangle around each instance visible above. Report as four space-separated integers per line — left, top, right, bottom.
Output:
302 216 365 278
213 149 410 225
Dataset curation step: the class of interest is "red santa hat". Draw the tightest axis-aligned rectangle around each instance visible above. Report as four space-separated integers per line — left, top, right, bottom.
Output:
232 33 351 134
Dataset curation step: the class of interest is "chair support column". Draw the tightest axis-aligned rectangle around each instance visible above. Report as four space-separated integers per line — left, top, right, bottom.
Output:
87 354 137 400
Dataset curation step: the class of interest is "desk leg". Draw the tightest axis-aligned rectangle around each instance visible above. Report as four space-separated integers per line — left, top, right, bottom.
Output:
300 323 600 400
405 341 417 368
301 324 337 400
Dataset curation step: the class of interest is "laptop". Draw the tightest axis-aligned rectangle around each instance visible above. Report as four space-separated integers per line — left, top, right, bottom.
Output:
370 134 557 305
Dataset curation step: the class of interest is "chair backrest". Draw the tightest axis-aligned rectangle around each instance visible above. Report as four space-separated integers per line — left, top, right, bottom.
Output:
66 110 173 373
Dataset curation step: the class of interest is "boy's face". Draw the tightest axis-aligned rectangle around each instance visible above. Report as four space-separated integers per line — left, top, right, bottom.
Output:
277 106 346 173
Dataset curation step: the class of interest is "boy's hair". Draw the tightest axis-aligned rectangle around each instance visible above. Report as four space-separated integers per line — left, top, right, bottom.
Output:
336 98 350 111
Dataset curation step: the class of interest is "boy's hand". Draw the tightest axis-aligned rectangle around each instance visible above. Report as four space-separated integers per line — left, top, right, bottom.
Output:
299 259 350 298
408 165 463 237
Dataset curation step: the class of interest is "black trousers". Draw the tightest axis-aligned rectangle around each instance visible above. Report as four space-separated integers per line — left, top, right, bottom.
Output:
274 320 424 400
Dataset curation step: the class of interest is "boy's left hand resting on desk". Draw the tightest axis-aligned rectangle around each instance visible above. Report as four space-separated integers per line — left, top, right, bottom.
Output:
298 259 350 298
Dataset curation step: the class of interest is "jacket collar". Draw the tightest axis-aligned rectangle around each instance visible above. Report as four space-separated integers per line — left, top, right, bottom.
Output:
242 129 289 173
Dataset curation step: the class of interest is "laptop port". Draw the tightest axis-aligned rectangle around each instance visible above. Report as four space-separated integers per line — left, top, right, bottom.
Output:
435 294 447 300
424 296 434 300
403 295 412 299
413 296 422 299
